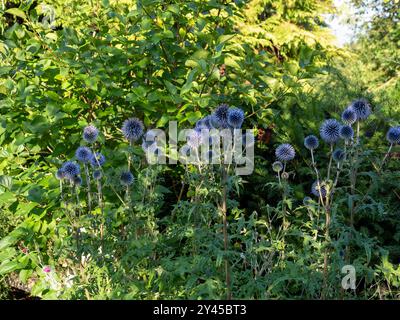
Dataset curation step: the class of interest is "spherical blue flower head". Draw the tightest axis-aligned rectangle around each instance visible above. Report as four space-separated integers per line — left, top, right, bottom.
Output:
56 168 65 180
311 180 327 198
73 175 82 186
227 107 245 129
339 125 354 141
120 171 134 186
213 104 229 128
83 125 99 144
272 161 283 172
195 119 207 131
210 114 220 129
351 99 371 121
187 130 203 149
341 108 357 125
202 115 214 129
333 149 345 162
386 127 400 144
75 146 93 163
122 118 144 141
62 161 80 180
93 170 102 180
304 135 319 150
90 152 106 167
320 119 341 144
275 143 295 162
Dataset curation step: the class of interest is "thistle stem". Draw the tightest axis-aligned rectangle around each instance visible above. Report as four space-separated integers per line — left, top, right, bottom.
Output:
327 144 334 181
381 143 393 169
84 163 92 213
221 165 231 300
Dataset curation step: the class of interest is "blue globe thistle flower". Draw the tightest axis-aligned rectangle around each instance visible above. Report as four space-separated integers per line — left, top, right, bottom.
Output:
75 146 93 163
83 125 99 144
275 143 295 162
212 104 229 128
386 127 400 144
202 115 214 129
187 130 203 149
122 118 144 141
227 107 245 129
141 130 157 151
304 135 319 150
120 171 134 186
55 168 65 180
90 152 106 167
73 175 82 186
93 170 102 180
320 119 341 144
339 125 354 141
61 161 80 180
272 161 283 172
351 99 371 121
311 180 327 198
210 114 221 129
341 108 357 125
333 149 345 162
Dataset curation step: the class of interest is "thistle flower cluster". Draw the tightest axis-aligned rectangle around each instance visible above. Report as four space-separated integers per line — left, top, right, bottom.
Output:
303 99 374 198
179 105 252 164
56 125 107 188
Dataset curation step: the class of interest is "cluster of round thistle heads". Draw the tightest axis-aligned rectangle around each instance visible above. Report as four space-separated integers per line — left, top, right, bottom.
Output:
56 125 105 186
304 99 373 198
183 104 251 159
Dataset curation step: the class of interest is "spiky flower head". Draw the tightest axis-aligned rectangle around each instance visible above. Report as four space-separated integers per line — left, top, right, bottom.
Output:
386 127 400 144
341 108 357 125
304 135 319 150
187 130 203 149
339 125 354 141
73 175 82 186
83 125 99 144
75 146 93 163
311 180 327 198
351 99 371 121
272 161 283 172
55 168 65 180
227 107 245 129
90 152 106 167
61 161 80 180
93 170 102 180
120 171 134 186
275 143 295 162
122 118 144 141
202 115 214 129
212 104 229 128
320 119 341 144
333 149 345 162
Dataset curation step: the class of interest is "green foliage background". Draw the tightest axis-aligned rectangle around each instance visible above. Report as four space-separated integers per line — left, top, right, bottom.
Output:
0 0 399 299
